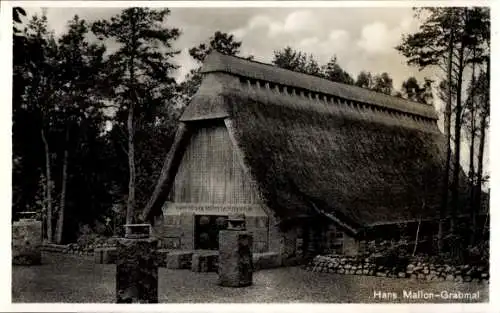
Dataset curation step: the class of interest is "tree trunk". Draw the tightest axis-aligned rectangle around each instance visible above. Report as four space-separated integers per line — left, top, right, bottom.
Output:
127 93 136 227
126 21 138 229
475 57 489 235
450 34 466 235
468 49 477 245
475 108 487 223
55 126 70 244
412 217 422 257
41 127 53 243
438 16 455 253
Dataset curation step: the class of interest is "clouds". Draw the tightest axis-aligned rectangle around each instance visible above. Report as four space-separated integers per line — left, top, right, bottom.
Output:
357 17 417 54
232 10 326 40
357 22 391 53
223 8 429 90
231 15 278 39
329 29 350 46
229 8 414 63
34 7 430 89
297 29 351 56
229 10 355 67
279 10 321 34
173 48 199 83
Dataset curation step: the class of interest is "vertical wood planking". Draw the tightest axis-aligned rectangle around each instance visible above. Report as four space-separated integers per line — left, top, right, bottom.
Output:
172 123 260 204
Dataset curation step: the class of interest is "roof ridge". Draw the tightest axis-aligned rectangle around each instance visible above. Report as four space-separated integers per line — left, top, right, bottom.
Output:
204 50 433 108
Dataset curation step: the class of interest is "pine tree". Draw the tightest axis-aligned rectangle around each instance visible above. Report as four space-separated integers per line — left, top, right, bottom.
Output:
20 13 61 242
93 8 181 226
178 31 246 103
401 76 433 104
355 71 374 89
372 72 394 95
321 56 354 85
272 47 323 77
189 31 242 62
53 15 107 243
397 7 490 254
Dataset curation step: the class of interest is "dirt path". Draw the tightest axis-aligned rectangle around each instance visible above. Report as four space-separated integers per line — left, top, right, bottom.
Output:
12 253 489 303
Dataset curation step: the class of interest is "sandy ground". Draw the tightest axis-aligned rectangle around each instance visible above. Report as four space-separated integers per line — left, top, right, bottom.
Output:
11 252 489 303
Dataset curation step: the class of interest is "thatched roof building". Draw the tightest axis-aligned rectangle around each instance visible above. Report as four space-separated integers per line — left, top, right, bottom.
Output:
143 51 458 238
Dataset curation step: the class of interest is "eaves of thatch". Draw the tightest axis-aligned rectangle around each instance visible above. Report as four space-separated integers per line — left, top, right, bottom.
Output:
143 51 468 237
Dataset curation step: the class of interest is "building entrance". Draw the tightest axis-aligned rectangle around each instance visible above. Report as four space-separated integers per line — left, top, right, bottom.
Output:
194 215 228 250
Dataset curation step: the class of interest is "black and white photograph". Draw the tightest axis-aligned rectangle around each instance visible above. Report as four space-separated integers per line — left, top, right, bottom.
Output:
4 0 494 307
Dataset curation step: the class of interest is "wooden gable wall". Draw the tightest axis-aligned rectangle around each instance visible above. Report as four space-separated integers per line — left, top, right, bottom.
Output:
171 121 261 205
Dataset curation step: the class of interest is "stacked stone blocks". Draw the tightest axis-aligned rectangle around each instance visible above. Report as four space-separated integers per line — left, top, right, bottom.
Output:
12 218 42 265
166 251 193 269
191 251 219 272
307 255 489 283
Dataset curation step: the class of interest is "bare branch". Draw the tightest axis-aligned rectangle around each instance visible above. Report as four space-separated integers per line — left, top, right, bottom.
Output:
436 63 448 74
119 141 129 157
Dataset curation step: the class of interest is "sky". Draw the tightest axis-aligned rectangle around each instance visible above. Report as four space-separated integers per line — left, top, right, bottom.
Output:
25 7 435 89
20 5 488 176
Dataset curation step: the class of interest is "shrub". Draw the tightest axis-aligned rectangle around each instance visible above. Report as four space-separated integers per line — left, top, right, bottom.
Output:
76 224 108 251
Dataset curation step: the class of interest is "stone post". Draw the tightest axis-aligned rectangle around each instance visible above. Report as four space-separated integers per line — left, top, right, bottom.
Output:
218 214 253 287
116 224 158 303
12 212 42 265
343 235 360 256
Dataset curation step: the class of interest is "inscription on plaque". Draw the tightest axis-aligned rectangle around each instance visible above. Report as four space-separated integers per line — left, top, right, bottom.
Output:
194 206 253 214
163 204 267 216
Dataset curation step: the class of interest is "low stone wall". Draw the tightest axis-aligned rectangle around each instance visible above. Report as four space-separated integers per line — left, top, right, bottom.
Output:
253 252 281 270
165 251 281 271
42 243 95 262
43 242 282 272
42 243 93 255
306 255 489 283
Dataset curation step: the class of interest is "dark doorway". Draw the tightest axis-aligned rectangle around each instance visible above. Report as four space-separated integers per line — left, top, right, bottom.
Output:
195 215 228 250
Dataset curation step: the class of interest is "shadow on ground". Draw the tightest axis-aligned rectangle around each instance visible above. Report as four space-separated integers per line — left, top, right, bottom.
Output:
12 253 489 303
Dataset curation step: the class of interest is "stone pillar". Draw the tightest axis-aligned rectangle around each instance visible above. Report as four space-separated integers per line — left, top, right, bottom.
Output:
116 224 158 303
12 212 42 265
180 212 195 250
218 214 253 287
343 235 360 256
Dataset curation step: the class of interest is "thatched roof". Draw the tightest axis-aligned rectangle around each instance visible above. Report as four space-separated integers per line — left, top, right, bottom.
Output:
188 51 438 120
143 51 467 235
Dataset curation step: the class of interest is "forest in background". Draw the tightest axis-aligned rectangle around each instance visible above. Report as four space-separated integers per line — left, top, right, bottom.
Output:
12 7 489 259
